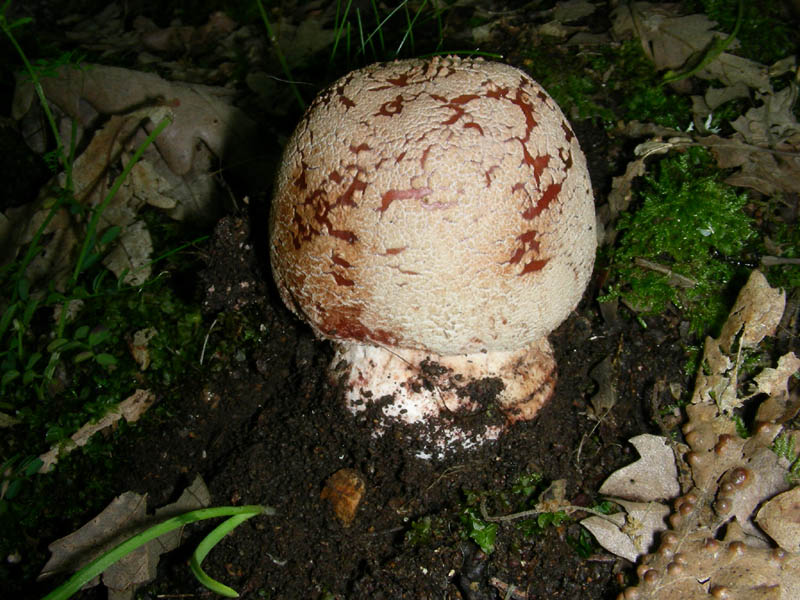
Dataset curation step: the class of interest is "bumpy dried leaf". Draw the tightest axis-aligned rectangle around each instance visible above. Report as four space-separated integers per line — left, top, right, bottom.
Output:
596 271 800 599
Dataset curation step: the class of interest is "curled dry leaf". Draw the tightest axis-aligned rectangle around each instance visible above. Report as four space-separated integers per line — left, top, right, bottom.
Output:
38 389 155 473
692 270 785 413
612 2 770 91
7 64 258 288
582 499 670 562
598 434 680 501
756 487 800 553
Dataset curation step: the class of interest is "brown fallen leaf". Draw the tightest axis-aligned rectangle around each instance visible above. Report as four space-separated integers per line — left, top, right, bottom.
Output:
39 476 210 599
38 389 155 473
601 271 800 599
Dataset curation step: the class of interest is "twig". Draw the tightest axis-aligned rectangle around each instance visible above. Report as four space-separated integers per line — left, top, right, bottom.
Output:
634 257 697 288
479 496 616 524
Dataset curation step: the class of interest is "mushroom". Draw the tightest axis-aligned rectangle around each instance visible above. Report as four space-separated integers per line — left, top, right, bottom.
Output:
269 56 596 457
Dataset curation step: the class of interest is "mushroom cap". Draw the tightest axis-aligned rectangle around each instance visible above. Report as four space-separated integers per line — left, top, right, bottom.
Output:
270 56 595 356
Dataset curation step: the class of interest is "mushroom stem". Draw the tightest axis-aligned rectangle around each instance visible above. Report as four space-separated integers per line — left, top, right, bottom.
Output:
332 337 556 453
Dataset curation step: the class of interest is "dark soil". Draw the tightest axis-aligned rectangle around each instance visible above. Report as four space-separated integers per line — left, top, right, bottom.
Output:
104 211 691 600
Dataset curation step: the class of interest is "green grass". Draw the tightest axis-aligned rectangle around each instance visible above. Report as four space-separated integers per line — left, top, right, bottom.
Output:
0 5 213 591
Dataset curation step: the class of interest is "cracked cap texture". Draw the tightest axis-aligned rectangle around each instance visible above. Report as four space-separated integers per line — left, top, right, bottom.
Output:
270 56 596 356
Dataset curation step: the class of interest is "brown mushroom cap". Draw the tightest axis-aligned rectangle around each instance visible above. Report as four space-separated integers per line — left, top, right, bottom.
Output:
270 56 595 357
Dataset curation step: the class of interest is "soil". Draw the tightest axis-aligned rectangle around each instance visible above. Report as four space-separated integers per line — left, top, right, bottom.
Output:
104 211 691 600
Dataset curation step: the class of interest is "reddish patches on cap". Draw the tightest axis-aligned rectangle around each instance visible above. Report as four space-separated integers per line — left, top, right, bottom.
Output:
289 168 365 248
433 93 481 126
486 85 509 100
338 93 355 109
331 253 352 268
420 145 433 169
292 164 308 190
510 85 539 137
338 174 367 207
508 230 549 275
321 308 399 346
330 272 355 286
521 182 561 220
350 143 371 154
382 247 407 255
378 187 433 212
485 165 499 187
561 121 575 142
464 122 483 135
560 147 573 171
384 73 414 88
376 95 404 117
451 93 480 105
529 154 550 184
395 151 406 163
334 73 356 109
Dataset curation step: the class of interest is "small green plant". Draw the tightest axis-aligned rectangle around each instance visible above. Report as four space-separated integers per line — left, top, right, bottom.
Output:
460 505 498 555
0 6 208 592
772 433 800 484
405 515 433 546
0 454 43 515
601 146 757 334
567 527 598 559
43 504 273 600
517 509 569 539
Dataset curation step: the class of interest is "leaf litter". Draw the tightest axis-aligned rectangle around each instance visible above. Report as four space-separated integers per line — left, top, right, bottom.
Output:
583 271 800 599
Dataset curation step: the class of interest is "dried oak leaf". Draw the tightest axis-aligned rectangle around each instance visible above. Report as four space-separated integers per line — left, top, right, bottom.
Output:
582 499 670 562
692 270 785 413
612 2 770 91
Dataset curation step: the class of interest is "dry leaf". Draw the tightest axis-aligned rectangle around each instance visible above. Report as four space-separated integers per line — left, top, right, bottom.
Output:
599 434 680 501
582 499 670 562
614 271 800 599
38 389 155 473
589 355 617 418
612 3 770 91
757 487 800 553
39 476 210 599
692 270 785 413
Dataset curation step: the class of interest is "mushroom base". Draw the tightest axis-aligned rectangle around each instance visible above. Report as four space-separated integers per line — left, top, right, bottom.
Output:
331 338 556 459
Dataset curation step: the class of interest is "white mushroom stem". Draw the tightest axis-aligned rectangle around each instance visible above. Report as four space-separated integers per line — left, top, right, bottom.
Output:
333 337 556 428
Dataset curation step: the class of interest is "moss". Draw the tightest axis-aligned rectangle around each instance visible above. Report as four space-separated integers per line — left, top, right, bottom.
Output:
602 146 758 334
